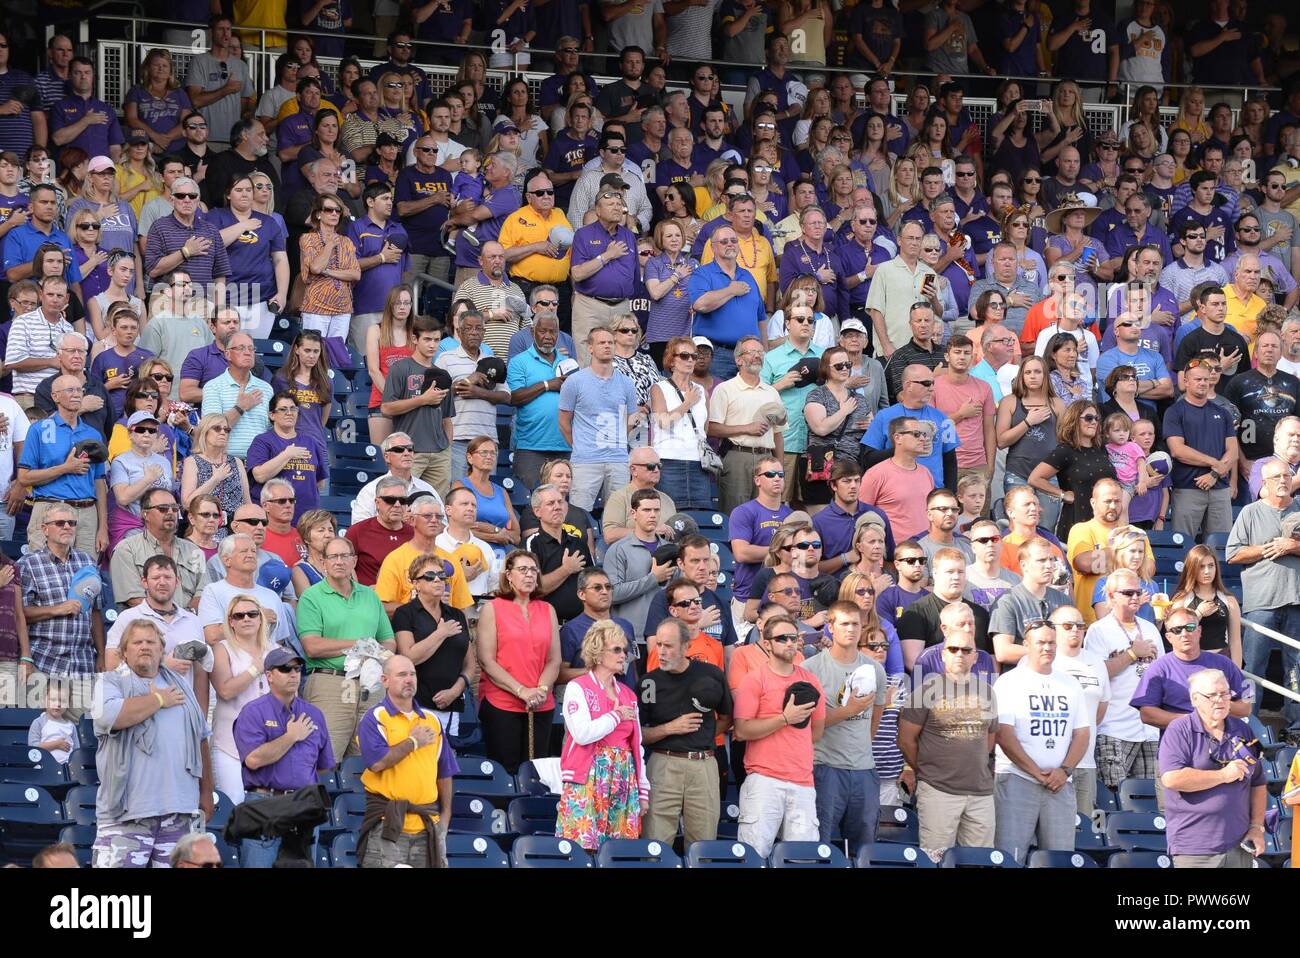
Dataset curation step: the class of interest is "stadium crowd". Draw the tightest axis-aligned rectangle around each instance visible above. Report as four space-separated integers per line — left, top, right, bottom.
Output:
2 0 1300 870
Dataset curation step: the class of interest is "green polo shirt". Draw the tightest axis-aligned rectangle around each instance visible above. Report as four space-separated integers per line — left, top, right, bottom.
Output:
297 578 395 670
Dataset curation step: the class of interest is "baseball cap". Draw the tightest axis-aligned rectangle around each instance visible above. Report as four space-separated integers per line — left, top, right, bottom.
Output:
68 565 102 613
839 318 868 336
691 336 714 351
598 172 628 190
127 410 160 428
555 357 580 377
756 401 788 426
782 680 820 728
127 129 151 146
664 513 699 540
497 122 520 135
791 355 821 388
257 558 292 593
264 646 305 670
476 356 507 386
375 131 403 148
87 155 115 173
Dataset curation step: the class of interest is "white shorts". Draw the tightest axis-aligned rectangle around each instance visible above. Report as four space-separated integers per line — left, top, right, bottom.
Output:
736 771 818 859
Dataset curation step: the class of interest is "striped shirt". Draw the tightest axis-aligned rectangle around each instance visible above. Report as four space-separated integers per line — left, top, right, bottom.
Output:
34 67 70 111
0 69 39 156
299 231 359 316
3 308 74 395
144 212 231 289
454 272 525 355
18 547 102 676
200 370 272 459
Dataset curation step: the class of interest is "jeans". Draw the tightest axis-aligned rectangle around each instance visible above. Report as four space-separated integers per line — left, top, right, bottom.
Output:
710 345 738 382
0 510 15 542
1005 470 1061 533
1242 605 1300 732
813 765 880 855
658 458 713 510
450 439 469 484
239 791 283 869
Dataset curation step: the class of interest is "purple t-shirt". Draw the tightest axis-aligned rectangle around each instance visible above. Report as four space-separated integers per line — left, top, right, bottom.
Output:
180 343 230 388
300 0 353 57
347 214 409 315
643 253 698 342
394 165 453 257
276 109 316 195
244 428 330 522
1158 712 1265 856
1128 455 1171 524
233 690 336 790
74 246 111 301
454 184 521 269
205 207 285 301
1130 650 1249 718
543 129 595 207
271 371 329 448
0 192 29 230
124 86 194 153
90 346 155 419
729 498 792 602
877 584 929 629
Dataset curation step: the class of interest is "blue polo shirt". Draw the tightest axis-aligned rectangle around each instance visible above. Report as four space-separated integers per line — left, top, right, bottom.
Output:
686 261 766 347
761 340 824 454
18 412 107 500
1095 345 1170 403
2 223 81 284
348 214 410 315
506 345 571 453
570 222 638 300
860 402 959 487
49 94 125 160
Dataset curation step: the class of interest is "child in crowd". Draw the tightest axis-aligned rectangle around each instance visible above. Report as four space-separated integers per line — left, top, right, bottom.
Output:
1128 418 1171 530
27 684 80 765
955 472 988 532
444 148 485 253
1104 412 1148 516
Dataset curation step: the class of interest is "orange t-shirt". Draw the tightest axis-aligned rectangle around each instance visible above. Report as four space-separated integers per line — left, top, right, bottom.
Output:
1019 298 1061 356
998 530 1066 577
732 664 826 786
645 630 723 673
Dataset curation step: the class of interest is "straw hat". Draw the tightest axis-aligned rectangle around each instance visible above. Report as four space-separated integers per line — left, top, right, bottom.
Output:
1045 193 1102 235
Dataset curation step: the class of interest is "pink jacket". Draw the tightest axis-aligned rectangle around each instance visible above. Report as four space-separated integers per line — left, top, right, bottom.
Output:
559 672 649 803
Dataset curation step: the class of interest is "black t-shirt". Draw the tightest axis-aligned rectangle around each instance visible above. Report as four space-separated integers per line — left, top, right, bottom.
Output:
1173 325 1252 382
519 503 593 545
1043 443 1117 538
523 526 592 625
895 592 993 656
638 659 732 753
390 599 470 712
1221 368 1300 461
750 566 837 622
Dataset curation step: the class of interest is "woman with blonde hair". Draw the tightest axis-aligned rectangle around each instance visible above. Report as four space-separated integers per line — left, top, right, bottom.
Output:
743 524 804 624
1168 544 1242 664
124 49 191 154
364 283 414 446
555 617 647 851
1171 86 1210 145
1038 79 1092 172
643 220 697 365
837 571 901 674
249 172 287 237
210 593 275 803
87 255 146 345
1091 525 1162 623
180 414 251 533
882 155 919 230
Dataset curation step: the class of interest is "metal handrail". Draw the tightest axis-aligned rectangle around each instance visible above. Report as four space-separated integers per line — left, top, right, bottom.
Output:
1241 617 1300 705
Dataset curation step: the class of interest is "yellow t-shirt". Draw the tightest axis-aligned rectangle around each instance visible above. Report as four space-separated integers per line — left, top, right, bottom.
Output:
700 230 776 296
374 540 472 610
234 0 287 48
275 96 344 125
115 165 162 219
496 204 573 283
1065 519 1155 625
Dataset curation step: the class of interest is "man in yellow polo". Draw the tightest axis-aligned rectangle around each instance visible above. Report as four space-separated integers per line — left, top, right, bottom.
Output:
374 494 473 613
499 169 573 299
1224 253 1267 342
356 655 458 868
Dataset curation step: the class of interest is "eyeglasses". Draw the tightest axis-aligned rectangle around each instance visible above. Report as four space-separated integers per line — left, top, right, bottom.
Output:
672 597 703 608
1023 176 1041 184
236 516 268 527
44 519 77 529
210 425 231 433
899 429 932 440
945 646 976 654
675 352 697 361
759 470 784 478
415 570 449 582
194 510 221 520
229 610 262 621
1167 622 1200 635
1194 690 1232 702
528 188 555 196
325 552 356 562
896 556 926 566
768 633 800 644
172 192 199 200
928 505 959 513
583 582 612 592
266 497 296 505
792 541 822 550
1079 413 1099 423
273 664 303 674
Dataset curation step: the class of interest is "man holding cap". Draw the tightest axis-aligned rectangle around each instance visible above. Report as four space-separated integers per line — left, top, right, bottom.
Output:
690 227 768 382
498 169 573 302
707 335 786 513
762 300 823 506
232 645 335 868
433 309 510 483
569 188 639 365
732 614 827 858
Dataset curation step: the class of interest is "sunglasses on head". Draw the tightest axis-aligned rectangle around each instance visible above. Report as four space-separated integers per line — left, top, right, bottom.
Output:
1022 618 1055 632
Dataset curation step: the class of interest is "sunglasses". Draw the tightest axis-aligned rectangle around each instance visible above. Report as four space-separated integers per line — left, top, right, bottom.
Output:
945 646 976 654
583 583 612 592
908 379 934 388
634 462 661 471
604 146 627 154
899 429 932 440
792 541 822 550
1080 413 1099 423
971 535 1002 545
672 597 704 608
386 445 414 454
185 123 207 130
1023 176 1041 183
769 587 799 597
236 517 269 527
528 188 555 196
760 470 785 478
377 495 411 505
172 192 199 200
132 426 158 434
675 352 697 361
45 519 77 528
864 641 889 651
194 510 221 520
896 556 927 566
768 634 800 644
150 372 174 382
533 300 558 308
1167 622 1199 635
229 610 262 621
1115 588 1145 598
416 146 437 153
415 570 448 582
831 362 852 371
266 497 296 505
273 664 303 674
1022 618 1056 632
77 223 102 231
385 81 404 88
1057 621 1086 631
616 326 639 334
210 425 231 433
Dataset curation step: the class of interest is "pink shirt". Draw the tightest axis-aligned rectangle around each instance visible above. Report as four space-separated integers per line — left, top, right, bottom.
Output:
932 374 995 468
860 458 935 541
480 597 556 713
733 664 826 787
1106 440 1145 484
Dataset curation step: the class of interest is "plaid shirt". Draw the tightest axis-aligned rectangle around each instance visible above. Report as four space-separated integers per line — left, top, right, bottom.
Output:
19 547 101 676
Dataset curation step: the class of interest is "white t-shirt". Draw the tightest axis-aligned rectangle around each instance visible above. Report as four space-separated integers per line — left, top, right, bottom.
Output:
1034 324 1101 385
197 580 297 648
1052 648 1112 770
0 394 31 496
1278 356 1300 378
435 529 498 595
1084 614 1165 742
766 310 838 351
993 664 1091 782
106 603 214 672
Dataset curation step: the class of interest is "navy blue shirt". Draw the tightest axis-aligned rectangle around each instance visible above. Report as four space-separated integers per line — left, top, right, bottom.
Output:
1053 10 1117 82
1162 397 1235 490
643 583 738 646
561 612 638 688
394 164 453 256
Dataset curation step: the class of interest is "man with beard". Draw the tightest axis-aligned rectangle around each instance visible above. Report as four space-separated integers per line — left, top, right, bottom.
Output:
1223 329 1300 481
110 488 208 611
205 120 280 211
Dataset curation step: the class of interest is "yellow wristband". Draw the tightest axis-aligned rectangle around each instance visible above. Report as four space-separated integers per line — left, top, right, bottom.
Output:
153 692 165 708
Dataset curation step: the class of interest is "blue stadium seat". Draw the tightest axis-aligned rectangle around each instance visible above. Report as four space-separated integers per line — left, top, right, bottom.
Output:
596 838 682 868
330 832 358 867
0 710 40 732
332 442 383 465
1093 781 1119 813
208 832 241 867
0 783 67 861
447 692 483 753
1118 777 1159 812
768 841 850 868
876 805 920 845
1105 812 1168 851
1145 530 1188 549
337 755 368 791
939 846 1021 868
709 540 735 573
449 794 495 834
716 800 741 840
58 823 97 865
456 757 519 799
854 843 937 868
0 729 28 747
1203 532 1231 553
317 769 342 800
683 510 729 537
446 833 511 868
1108 851 1172 868
332 792 365 831
67 748 98 787
0 761 67 787
507 795 558 836
1027 849 1098 868
509 835 593 868
63 784 98 826
514 760 558 796
207 791 236 832
684 840 764 868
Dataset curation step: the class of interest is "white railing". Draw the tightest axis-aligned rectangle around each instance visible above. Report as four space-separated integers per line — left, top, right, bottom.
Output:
1241 617 1300 705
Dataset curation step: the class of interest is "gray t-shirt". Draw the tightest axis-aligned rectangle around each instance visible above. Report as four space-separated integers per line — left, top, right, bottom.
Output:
92 669 211 823
1226 499 1300 613
722 1 769 63
924 7 975 75
601 0 664 53
988 583 1070 644
802 650 886 770
916 533 975 566
108 450 174 517
381 357 455 453
666 0 718 59
1248 203 1300 250
184 52 254 144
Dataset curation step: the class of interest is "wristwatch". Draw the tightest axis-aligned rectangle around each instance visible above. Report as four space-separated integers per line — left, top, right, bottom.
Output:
1061 765 1075 777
